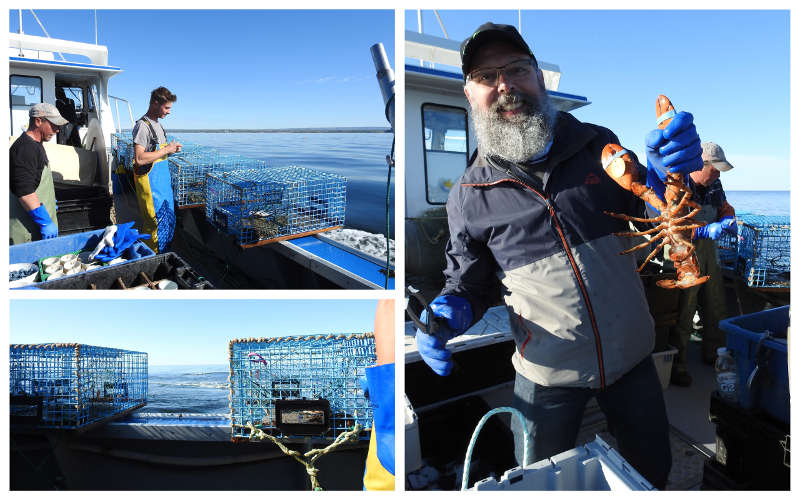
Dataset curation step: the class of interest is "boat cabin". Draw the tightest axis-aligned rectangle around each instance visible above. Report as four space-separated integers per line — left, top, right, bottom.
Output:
9 32 119 193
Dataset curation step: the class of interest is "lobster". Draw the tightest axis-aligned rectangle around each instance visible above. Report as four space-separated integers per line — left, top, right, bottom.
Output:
601 95 709 289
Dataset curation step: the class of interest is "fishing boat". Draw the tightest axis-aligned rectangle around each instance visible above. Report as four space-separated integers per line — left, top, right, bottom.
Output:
403 27 790 491
10 333 379 491
8 11 395 290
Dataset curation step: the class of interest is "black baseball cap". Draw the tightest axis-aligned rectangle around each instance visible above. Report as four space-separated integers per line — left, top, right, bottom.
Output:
460 22 537 80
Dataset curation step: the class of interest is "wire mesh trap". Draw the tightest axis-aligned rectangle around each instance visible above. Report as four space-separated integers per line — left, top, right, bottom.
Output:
734 214 791 288
228 333 375 441
206 166 346 246
10 343 148 429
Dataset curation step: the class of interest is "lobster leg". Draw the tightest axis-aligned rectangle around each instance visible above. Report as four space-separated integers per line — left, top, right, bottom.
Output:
604 211 663 224
615 225 664 237
672 206 701 224
637 238 669 272
619 231 667 255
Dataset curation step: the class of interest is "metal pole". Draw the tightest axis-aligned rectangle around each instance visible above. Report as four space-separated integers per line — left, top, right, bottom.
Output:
18 9 23 34
518 10 522 36
433 10 448 39
417 9 424 66
94 10 98 45
369 43 395 132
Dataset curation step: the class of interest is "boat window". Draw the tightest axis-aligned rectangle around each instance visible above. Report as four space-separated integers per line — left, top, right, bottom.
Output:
422 103 469 204
10 75 42 107
60 86 85 112
87 84 97 112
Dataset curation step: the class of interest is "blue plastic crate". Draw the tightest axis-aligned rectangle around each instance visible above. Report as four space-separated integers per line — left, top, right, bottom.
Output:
9 228 155 285
228 333 375 441
734 215 790 288
10 343 148 429
206 166 346 246
719 306 789 424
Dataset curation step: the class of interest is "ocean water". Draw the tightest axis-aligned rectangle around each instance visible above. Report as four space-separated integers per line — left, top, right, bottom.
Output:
147 364 230 414
724 190 790 217
175 132 395 236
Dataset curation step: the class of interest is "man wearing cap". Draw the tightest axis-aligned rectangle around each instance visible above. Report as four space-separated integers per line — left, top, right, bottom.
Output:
9 103 69 244
669 142 737 386
414 23 708 489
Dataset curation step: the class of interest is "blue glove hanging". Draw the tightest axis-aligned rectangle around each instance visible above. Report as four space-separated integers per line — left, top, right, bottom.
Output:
415 295 473 377
93 221 151 262
645 111 703 202
28 204 58 239
694 216 737 241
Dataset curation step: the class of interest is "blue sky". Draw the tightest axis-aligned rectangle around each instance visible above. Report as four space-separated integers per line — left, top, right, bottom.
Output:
9 9 394 129
10 299 379 365
406 10 790 191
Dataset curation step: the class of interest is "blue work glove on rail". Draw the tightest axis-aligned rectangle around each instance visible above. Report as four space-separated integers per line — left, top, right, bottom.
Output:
415 295 473 376
28 204 58 239
93 221 151 263
694 216 737 241
645 111 703 202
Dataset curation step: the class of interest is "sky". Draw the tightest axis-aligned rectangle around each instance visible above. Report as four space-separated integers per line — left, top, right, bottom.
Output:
405 9 790 191
9 9 395 129
9 299 379 365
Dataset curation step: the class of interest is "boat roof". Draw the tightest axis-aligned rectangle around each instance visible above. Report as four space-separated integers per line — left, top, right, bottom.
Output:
9 32 121 75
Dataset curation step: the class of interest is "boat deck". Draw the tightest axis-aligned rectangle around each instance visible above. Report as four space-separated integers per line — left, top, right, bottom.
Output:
404 306 734 490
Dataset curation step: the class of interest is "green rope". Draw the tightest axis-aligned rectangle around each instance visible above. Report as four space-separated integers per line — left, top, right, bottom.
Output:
238 422 363 491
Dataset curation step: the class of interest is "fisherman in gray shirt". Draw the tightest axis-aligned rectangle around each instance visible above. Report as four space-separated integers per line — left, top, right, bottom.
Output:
129 86 181 253
132 86 181 173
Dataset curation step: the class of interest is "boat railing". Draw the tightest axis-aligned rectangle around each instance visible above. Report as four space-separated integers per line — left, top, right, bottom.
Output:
109 95 135 133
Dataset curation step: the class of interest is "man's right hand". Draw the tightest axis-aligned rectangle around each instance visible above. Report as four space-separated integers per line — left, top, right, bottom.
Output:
166 141 183 154
415 295 472 376
27 204 57 239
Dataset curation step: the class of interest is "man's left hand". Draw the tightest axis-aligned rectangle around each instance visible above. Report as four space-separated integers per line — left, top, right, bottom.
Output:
694 216 737 240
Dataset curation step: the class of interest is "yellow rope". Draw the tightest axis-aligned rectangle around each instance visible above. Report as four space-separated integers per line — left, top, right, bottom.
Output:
237 422 363 491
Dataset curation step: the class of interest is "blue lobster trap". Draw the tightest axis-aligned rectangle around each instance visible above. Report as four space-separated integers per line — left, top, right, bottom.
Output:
732 215 790 288
228 333 375 441
168 150 260 209
10 343 148 429
111 133 135 171
206 166 346 247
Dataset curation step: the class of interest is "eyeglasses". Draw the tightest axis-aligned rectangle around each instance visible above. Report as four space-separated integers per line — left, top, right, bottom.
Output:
467 58 535 87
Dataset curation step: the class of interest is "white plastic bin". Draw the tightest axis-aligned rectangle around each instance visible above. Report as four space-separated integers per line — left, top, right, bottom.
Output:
472 435 655 491
652 346 678 390
405 395 422 473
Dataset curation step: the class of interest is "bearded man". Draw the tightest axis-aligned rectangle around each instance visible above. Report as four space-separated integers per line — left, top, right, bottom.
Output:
414 23 706 490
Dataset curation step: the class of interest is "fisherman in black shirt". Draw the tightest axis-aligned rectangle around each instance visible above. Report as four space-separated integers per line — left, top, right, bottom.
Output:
9 103 68 244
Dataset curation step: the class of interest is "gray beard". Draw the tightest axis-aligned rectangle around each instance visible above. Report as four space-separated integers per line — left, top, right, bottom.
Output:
470 90 557 163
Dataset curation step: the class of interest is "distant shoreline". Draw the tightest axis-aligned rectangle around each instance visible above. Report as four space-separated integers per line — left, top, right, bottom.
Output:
123 127 392 134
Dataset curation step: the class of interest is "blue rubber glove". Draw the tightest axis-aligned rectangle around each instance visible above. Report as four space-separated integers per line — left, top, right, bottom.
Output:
93 221 151 263
645 111 703 202
415 295 473 376
28 204 58 239
694 216 737 241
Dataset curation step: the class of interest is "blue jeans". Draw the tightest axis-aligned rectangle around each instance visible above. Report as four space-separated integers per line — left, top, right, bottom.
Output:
510 355 672 489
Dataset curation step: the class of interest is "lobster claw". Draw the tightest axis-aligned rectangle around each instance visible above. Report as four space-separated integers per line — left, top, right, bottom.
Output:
601 144 666 213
